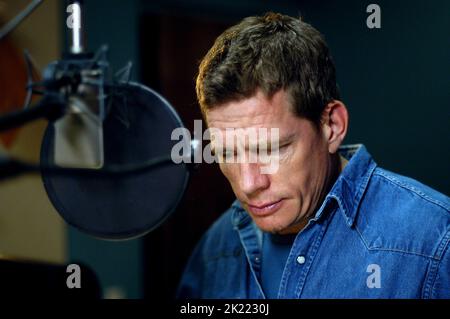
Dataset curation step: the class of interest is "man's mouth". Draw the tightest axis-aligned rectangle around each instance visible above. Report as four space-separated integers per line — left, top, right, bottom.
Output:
247 199 284 216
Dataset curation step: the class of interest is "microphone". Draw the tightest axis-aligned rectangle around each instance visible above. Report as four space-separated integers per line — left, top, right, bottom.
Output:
52 0 103 169
0 0 193 240
48 0 103 169
44 48 107 169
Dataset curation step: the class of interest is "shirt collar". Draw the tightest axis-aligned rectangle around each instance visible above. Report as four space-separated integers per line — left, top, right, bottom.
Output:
231 144 377 229
320 144 377 227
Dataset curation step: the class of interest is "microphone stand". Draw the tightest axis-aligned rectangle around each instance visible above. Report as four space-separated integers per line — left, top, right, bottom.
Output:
0 1 178 181
0 95 67 132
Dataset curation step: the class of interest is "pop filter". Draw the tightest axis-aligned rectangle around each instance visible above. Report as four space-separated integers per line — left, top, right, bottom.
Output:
40 82 189 240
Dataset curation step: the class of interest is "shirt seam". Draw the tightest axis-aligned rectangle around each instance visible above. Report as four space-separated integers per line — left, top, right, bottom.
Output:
423 229 450 298
373 170 450 212
354 224 439 260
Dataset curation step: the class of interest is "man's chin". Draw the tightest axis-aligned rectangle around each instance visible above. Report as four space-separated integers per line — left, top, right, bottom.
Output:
252 215 305 235
252 217 289 234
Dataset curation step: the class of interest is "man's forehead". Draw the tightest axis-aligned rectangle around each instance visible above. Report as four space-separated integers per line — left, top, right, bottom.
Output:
205 89 292 129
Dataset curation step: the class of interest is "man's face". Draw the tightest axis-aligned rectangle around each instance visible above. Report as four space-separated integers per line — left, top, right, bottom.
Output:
206 89 334 234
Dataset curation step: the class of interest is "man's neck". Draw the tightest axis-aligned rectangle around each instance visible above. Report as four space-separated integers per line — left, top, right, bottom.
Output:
319 153 348 208
278 153 348 235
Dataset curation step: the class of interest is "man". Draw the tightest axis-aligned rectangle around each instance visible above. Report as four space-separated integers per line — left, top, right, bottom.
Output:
177 12 450 298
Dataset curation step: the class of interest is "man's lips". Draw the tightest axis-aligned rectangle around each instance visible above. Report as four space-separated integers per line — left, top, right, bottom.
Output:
247 199 284 216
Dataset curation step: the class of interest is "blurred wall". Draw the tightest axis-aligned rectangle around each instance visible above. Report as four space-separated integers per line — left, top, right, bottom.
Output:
0 0 66 263
297 0 450 195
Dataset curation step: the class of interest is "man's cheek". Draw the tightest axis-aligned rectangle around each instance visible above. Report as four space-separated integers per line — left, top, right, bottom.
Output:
260 159 279 174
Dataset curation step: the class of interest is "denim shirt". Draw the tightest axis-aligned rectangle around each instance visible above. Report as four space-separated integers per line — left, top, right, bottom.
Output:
177 145 450 299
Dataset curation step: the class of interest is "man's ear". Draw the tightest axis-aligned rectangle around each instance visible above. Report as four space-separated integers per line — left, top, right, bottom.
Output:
320 100 348 154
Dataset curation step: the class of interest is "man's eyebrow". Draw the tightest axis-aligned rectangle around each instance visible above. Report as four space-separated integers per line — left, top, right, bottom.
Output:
247 132 296 150
210 132 297 153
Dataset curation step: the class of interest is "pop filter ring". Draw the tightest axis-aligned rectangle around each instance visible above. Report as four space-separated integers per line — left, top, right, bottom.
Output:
40 81 190 240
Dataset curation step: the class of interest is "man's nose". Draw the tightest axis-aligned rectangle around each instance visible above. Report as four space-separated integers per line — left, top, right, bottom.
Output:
238 162 270 196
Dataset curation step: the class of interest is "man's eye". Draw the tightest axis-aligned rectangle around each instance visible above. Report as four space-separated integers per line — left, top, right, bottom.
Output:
275 143 289 152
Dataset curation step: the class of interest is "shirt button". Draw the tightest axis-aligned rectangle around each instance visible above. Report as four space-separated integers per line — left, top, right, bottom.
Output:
296 255 306 265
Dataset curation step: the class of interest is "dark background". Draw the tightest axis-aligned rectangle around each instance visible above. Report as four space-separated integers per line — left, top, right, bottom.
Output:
65 0 450 299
